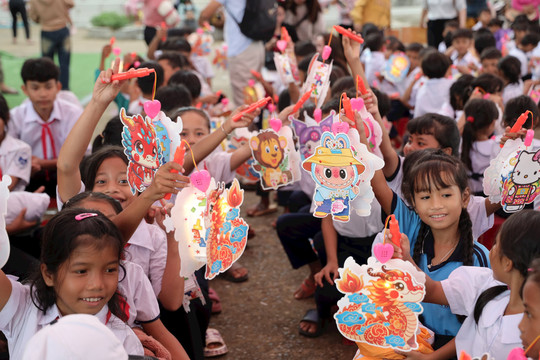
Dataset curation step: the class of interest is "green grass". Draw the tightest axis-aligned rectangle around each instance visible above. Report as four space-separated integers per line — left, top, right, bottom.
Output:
1 51 101 109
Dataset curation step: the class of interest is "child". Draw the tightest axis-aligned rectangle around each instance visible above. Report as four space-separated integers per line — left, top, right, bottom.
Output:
480 47 502 75
472 8 493 30
8 57 83 196
449 28 480 75
396 209 540 359
363 32 386 88
440 74 474 119
461 99 499 195
157 52 190 86
413 51 453 118
438 20 459 53
499 55 524 104
508 34 535 77
0 94 31 191
0 208 144 358
155 84 193 115
372 150 490 350
127 61 164 115
519 258 540 359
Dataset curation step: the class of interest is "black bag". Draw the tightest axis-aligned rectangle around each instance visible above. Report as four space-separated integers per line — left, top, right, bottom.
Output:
226 0 278 42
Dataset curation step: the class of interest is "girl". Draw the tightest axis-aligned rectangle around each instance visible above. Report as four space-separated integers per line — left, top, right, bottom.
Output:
519 258 540 360
499 56 524 105
396 209 540 359
461 99 499 196
370 148 490 353
0 208 143 358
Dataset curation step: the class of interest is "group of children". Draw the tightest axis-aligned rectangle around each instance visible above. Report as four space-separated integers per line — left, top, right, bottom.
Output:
1 3 540 359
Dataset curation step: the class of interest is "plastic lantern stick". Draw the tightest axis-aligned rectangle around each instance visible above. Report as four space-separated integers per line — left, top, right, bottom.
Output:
500 110 531 148
120 108 162 194
103 68 155 83
334 256 425 351
302 131 365 222
163 145 185 201
333 25 364 44
232 97 272 122
292 90 313 114
341 92 356 128
109 36 115 46
161 21 167 41
0 175 12 269
389 215 401 247
281 26 290 43
250 69 261 80
357 75 368 96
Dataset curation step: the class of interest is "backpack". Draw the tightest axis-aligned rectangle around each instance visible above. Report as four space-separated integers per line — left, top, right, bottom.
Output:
226 0 278 42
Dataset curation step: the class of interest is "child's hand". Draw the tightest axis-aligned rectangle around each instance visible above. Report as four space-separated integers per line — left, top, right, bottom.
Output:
362 89 380 117
342 34 361 61
156 26 167 42
93 58 127 106
223 105 261 133
399 233 413 263
31 156 42 175
154 203 173 231
456 65 471 75
278 104 297 126
394 350 433 360
143 162 190 201
314 261 339 287
499 126 528 146
101 44 112 61
6 209 39 235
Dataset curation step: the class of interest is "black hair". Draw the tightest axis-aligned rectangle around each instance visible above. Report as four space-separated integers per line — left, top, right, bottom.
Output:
157 51 190 70
21 57 60 83
297 54 314 74
488 18 503 28
92 116 123 152
479 8 491 15
407 113 460 155
421 51 452 79
511 20 529 32
474 210 540 323
81 145 128 191
480 47 502 61
167 27 193 38
136 61 164 95
0 94 9 127
364 33 384 52
372 88 391 118
294 41 317 58
452 28 473 42
285 0 321 23
385 35 405 52
321 97 340 114
361 23 381 38
172 107 211 130
29 208 127 322
445 20 459 30
160 37 192 54
471 73 504 94
474 31 497 56
155 84 193 114
521 32 540 47
498 56 522 84
329 66 347 86
461 99 498 171
405 150 474 266
168 70 201 100
277 89 291 112
522 257 540 298
450 74 474 111
406 42 424 53
503 95 540 128
63 192 123 214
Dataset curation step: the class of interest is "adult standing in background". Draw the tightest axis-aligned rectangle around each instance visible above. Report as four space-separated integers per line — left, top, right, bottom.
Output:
199 0 265 107
9 0 31 44
124 0 180 45
420 0 467 48
284 0 324 43
28 0 72 90
350 0 391 32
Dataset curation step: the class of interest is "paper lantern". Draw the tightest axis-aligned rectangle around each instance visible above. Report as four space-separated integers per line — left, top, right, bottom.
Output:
301 53 333 109
335 256 426 352
290 110 334 161
384 52 411 84
0 175 11 269
153 111 183 163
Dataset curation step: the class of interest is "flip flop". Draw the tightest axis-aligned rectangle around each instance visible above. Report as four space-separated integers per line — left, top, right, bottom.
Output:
204 328 228 358
208 287 222 315
294 277 316 300
223 262 249 283
298 309 323 338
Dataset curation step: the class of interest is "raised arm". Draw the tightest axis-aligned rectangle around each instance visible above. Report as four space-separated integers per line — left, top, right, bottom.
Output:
0 270 12 313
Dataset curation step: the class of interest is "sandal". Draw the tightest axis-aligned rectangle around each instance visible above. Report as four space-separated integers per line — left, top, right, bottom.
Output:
208 287 222 315
246 202 277 217
204 328 228 357
299 309 323 338
294 277 316 300
223 262 248 283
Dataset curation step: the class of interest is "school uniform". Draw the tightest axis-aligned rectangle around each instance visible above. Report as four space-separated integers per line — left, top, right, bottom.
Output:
372 192 490 338
0 278 144 358
441 267 522 358
191 55 214 84
128 96 147 116
450 50 480 71
502 81 524 105
365 51 386 89
508 47 529 77
386 156 494 239
468 139 497 195
413 77 453 118
198 147 235 184
0 134 31 191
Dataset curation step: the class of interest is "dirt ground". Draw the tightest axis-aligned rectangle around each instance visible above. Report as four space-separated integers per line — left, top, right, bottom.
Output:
209 190 357 360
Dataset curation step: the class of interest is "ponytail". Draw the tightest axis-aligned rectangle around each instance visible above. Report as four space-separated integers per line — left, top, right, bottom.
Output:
458 208 474 266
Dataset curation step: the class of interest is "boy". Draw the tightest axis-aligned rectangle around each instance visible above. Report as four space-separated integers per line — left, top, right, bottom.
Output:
363 33 386 88
127 61 164 115
480 46 502 75
509 32 540 77
8 58 82 197
448 28 480 75
472 8 492 30
413 51 453 118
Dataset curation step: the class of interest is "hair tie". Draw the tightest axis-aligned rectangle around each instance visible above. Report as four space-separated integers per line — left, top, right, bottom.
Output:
75 213 98 221
528 268 534 272
466 116 474 123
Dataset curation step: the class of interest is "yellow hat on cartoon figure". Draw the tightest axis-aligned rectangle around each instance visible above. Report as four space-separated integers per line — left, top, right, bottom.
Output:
302 146 365 173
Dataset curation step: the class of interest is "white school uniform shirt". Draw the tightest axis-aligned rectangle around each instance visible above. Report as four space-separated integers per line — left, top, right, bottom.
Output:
508 47 529 77
413 77 453 118
468 139 497 194
399 67 421 97
502 80 524 105
441 266 522 359
199 147 235 184
8 98 82 160
0 279 144 359
386 155 493 239
128 96 147 115
191 54 215 81
119 261 160 327
365 51 386 89
450 50 481 71
0 134 31 191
